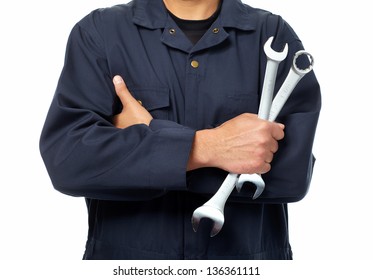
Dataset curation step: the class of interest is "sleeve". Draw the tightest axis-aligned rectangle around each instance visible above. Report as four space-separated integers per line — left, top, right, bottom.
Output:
247 15 322 203
39 14 196 201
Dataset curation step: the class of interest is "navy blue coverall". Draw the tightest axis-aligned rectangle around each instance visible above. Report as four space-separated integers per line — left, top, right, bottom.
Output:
40 0 321 259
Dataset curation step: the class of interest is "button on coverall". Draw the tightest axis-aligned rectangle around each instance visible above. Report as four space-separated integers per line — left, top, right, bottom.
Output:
40 0 321 259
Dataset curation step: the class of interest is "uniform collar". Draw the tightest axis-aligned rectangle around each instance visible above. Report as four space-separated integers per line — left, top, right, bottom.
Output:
132 0 257 31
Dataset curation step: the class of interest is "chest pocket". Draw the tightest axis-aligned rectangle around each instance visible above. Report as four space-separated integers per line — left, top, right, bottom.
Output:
225 91 258 118
205 90 259 128
128 87 170 120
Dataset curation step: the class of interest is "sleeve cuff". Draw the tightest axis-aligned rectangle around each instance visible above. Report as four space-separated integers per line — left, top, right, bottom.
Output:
148 119 196 190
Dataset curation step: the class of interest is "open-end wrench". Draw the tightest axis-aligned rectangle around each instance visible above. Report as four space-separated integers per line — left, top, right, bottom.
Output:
191 37 288 237
235 37 289 199
236 50 315 193
258 36 289 120
191 173 238 237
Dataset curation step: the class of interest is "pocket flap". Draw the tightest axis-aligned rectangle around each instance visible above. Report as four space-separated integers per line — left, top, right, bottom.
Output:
129 87 170 111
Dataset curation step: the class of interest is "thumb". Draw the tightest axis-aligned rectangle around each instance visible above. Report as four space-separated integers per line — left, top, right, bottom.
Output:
113 75 134 106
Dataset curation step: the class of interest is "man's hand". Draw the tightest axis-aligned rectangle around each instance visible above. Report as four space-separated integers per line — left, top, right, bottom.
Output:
112 75 153 129
187 113 285 174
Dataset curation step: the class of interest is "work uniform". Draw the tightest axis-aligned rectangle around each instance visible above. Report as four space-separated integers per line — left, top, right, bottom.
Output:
40 0 321 259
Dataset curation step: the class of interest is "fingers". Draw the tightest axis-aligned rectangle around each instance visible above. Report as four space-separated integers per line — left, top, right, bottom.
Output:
271 122 285 141
261 123 284 173
265 151 274 164
113 75 135 106
260 162 272 174
112 75 153 128
255 144 275 174
252 120 285 174
269 138 279 153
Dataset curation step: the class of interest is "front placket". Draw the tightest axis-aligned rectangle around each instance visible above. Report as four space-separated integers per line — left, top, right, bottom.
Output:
161 15 231 258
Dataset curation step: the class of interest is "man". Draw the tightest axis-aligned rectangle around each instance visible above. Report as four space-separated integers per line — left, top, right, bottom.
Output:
40 0 321 259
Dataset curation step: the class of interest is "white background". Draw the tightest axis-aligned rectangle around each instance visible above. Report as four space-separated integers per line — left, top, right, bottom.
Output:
0 0 372 270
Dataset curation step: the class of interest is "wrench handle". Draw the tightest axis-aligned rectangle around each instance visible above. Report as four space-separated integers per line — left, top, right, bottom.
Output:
269 69 303 122
258 59 280 120
204 173 238 211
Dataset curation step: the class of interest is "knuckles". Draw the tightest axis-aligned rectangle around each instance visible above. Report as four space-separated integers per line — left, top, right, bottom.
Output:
239 160 271 175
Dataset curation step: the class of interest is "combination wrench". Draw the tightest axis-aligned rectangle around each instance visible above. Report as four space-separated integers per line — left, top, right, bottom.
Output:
236 37 288 199
192 37 287 236
236 50 314 192
191 40 314 237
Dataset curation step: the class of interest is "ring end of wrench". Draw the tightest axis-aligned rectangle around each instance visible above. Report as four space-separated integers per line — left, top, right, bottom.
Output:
293 50 314 75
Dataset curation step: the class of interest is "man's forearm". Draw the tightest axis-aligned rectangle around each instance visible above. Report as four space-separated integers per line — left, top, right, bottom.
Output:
187 130 213 171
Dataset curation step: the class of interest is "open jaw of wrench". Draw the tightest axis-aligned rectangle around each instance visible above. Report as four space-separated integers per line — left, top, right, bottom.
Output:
191 173 238 237
258 36 289 120
191 46 314 237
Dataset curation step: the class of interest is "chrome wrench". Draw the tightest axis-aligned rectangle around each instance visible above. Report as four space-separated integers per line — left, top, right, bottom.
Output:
192 49 314 237
236 50 315 192
191 37 288 237
236 37 289 199
191 173 238 237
